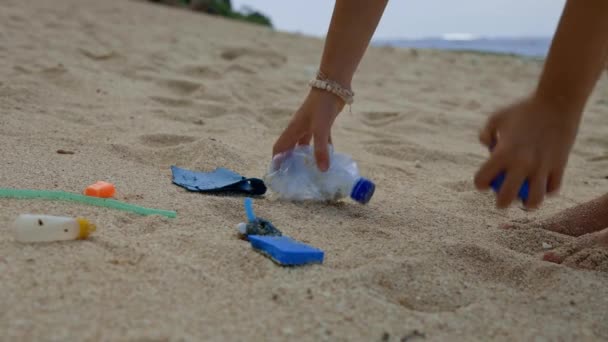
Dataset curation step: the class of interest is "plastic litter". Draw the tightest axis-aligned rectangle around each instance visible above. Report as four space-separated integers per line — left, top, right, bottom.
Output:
236 198 282 236
84 181 116 198
171 165 266 196
264 145 375 204
12 214 96 243
248 235 324 266
237 197 324 266
0 188 176 218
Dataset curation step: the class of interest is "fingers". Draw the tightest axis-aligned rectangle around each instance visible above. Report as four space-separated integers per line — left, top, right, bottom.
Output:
476 138 556 209
474 151 505 191
496 168 528 208
524 172 548 209
272 118 304 157
297 133 312 146
313 123 331 172
479 114 501 147
547 168 564 195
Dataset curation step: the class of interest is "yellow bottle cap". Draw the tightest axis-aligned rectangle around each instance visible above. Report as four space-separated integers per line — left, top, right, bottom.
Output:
76 218 97 239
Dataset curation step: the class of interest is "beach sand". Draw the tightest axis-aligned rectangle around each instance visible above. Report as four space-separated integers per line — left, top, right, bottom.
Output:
1 0 608 340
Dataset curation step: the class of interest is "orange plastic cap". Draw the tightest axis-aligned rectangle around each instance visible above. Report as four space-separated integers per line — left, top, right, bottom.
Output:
84 181 116 198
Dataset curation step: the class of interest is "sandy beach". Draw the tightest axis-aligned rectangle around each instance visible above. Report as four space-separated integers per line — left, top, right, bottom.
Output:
1 0 608 340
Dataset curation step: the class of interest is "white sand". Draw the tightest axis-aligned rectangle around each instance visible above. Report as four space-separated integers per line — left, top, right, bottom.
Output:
1 0 608 340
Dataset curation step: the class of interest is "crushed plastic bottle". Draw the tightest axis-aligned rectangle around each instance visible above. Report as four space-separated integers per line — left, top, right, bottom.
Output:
12 214 96 243
264 145 375 204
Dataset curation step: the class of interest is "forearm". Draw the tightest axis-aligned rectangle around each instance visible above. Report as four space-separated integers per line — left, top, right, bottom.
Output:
535 0 608 116
318 0 388 88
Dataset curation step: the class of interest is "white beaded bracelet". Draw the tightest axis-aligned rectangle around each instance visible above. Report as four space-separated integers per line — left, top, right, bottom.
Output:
308 71 354 106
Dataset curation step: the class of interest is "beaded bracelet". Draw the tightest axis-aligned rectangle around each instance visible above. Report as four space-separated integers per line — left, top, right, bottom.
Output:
308 71 354 106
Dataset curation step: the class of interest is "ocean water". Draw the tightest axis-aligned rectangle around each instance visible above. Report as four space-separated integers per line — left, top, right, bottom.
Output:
376 37 551 58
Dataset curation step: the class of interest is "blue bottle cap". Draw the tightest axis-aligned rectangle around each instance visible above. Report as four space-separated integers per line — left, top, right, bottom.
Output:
490 172 530 202
350 178 376 204
488 145 529 203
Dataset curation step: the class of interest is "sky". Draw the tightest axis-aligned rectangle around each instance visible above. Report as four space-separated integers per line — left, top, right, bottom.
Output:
232 0 566 39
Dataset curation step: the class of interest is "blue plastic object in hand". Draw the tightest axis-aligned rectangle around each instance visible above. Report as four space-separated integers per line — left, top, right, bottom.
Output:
248 235 324 266
490 172 530 202
488 143 529 202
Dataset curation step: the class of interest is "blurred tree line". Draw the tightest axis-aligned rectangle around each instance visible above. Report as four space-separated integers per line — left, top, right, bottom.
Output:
148 0 273 27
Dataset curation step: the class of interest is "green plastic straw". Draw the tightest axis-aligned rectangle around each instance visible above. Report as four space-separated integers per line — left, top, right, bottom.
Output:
0 188 177 218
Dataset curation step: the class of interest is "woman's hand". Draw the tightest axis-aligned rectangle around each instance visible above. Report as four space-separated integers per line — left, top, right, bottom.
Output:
475 96 580 209
272 89 344 171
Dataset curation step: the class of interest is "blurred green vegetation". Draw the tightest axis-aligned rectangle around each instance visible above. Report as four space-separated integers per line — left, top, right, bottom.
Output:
149 0 273 28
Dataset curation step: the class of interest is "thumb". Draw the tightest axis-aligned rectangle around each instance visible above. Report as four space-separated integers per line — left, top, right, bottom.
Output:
479 113 502 148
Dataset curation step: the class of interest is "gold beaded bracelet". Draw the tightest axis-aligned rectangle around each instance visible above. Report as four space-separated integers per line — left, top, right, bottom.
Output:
308 71 354 106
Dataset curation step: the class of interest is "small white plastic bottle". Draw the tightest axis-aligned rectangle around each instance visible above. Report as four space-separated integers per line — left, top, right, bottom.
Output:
12 214 97 243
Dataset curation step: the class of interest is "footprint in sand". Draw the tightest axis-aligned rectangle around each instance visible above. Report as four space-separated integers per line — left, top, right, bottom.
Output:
150 109 206 126
353 109 438 136
50 108 95 127
359 111 404 128
441 180 474 193
584 136 608 149
156 78 203 96
95 239 145 267
116 135 246 169
437 98 462 109
138 133 197 148
78 47 118 61
179 64 222 80
442 242 561 288
362 259 478 313
255 106 292 129
197 102 230 119
148 75 231 109
36 63 84 89
373 163 416 178
220 47 287 69
364 139 482 165
416 113 450 127
588 154 608 163
151 102 228 124
444 243 534 287
149 95 194 108
225 64 257 75
12 65 32 74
